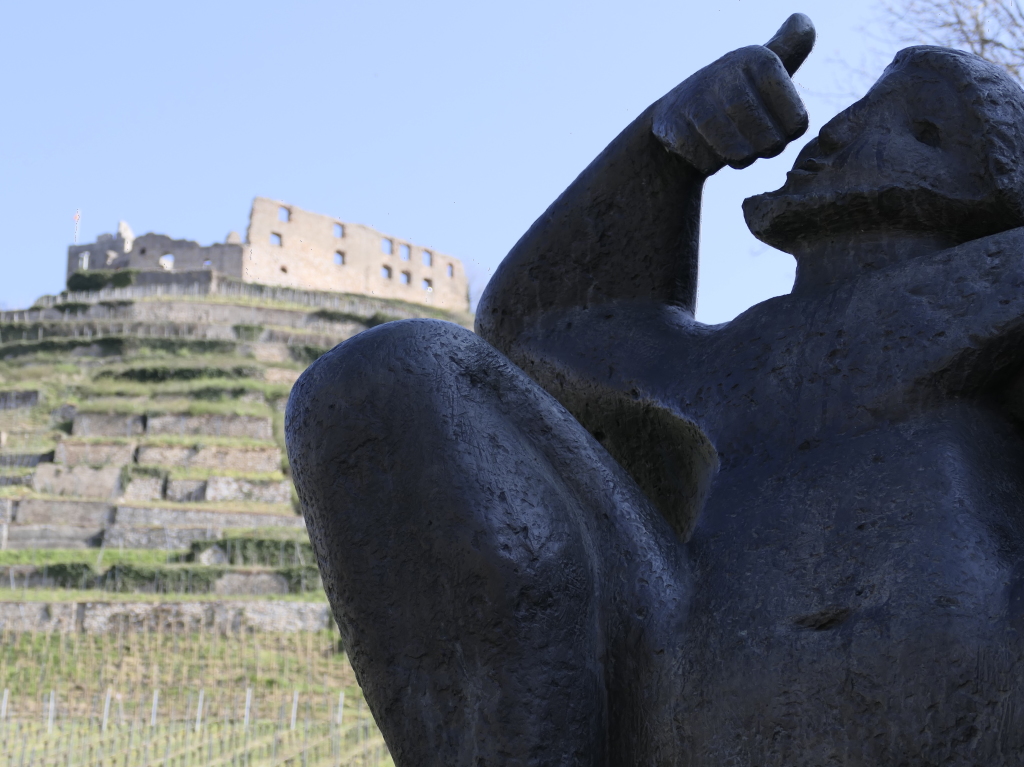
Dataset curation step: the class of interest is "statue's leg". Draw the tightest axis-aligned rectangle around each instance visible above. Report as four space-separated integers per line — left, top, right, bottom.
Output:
286 319 690 767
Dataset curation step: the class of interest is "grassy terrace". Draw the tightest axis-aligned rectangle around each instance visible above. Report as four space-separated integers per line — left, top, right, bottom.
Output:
0 282 475 764
131 467 287 483
0 589 327 603
117 500 295 516
0 625 344 705
0 488 296 515
60 435 278 449
32 283 473 325
74 378 295 399
0 536 321 595
0 468 33 478
0 536 311 569
0 357 294 468
0 550 179 568
72 399 273 417
0 628 390 766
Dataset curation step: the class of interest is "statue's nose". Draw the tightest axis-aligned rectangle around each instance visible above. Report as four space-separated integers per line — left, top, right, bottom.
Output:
795 157 827 173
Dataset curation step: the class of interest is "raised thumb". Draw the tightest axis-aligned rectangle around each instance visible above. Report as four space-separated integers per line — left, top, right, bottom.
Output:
764 13 816 76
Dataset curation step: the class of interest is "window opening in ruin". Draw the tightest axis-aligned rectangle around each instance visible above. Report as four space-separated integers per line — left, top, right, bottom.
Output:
381 238 393 255
280 265 288 273
158 254 175 271
334 252 345 266
423 279 433 292
279 206 291 222
381 266 392 279
399 244 411 261
77 252 90 270
203 260 212 267
447 264 454 277
400 271 411 285
333 223 344 238
423 250 433 266
270 233 283 246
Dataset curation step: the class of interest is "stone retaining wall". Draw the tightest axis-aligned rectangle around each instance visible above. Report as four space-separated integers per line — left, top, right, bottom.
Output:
71 414 273 440
31 464 121 498
165 478 205 502
72 414 144 437
146 415 273 440
15 499 114 526
0 566 293 596
0 600 333 633
161 477 290 504
26 276 469 324
122 476 163 501
0 322 359 350
212 572 290 596
0 453 52 468
136 445 281 472
103 525 221 549
206 477 291 503
0 391 39 410
0 499 301 548
55 442 134 467
114 506 303 529
5 525 104 549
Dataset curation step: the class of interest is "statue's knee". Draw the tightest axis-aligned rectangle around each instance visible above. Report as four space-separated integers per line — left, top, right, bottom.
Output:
285 319 508 524
285 317 599 639
294 318 478 404
288 319 482 440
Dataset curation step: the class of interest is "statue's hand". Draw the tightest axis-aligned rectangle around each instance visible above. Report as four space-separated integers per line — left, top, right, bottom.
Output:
653 14 815 175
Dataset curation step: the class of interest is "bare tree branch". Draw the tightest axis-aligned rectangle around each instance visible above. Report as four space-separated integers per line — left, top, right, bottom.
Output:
881 0 1024 81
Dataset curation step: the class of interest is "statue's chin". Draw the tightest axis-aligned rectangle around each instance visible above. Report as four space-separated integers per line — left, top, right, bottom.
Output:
743 185 1005 254
742 189 834 254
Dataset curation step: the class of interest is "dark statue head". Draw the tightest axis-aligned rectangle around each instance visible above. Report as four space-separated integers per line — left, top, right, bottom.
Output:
744 47 1024 286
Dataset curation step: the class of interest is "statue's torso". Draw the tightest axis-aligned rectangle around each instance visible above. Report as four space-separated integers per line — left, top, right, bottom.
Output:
673 401 1024 765
496 230 1024 763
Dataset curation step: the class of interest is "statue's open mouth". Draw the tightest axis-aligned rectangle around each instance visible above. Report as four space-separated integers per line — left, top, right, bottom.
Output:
794 157 826 173
744 181 1018 261
786 169 818 181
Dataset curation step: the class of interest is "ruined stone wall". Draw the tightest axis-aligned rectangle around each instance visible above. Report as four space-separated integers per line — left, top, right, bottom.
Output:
65 197 472 313
67 230 134 274
127 234 244 274
243 197 470 312
67 235 243 279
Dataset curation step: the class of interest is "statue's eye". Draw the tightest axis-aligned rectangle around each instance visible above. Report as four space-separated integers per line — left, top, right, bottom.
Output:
912 120 941 148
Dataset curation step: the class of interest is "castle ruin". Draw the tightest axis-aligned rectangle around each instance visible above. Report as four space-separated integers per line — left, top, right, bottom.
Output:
67 197 471 313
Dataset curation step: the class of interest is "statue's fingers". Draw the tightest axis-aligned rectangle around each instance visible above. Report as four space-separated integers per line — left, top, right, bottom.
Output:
763 13 815 76
652 106 724 175
691 99 758 170
684 132 728 176
720 77 787 160
749 57 809 141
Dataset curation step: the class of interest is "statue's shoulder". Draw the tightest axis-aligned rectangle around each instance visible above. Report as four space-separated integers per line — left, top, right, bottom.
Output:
858 226 1024 313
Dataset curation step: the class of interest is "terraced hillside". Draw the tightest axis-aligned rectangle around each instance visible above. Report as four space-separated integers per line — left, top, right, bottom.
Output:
0 270 472 599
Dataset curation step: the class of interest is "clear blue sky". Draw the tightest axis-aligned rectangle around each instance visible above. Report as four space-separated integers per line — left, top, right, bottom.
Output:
0 1 896 322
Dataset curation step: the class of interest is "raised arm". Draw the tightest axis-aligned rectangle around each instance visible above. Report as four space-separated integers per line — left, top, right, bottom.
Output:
476 13 815 348
472 16 816 538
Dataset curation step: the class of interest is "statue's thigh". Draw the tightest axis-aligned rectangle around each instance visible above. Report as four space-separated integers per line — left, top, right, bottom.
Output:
287 319 688 767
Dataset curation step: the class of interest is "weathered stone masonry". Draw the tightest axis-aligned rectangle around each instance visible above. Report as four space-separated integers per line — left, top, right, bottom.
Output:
68 197 471 313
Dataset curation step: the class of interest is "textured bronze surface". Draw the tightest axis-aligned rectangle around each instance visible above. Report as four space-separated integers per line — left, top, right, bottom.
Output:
288 15 1024 764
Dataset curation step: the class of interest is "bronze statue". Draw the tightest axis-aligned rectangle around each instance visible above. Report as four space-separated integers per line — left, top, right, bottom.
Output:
288 14 1024 764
